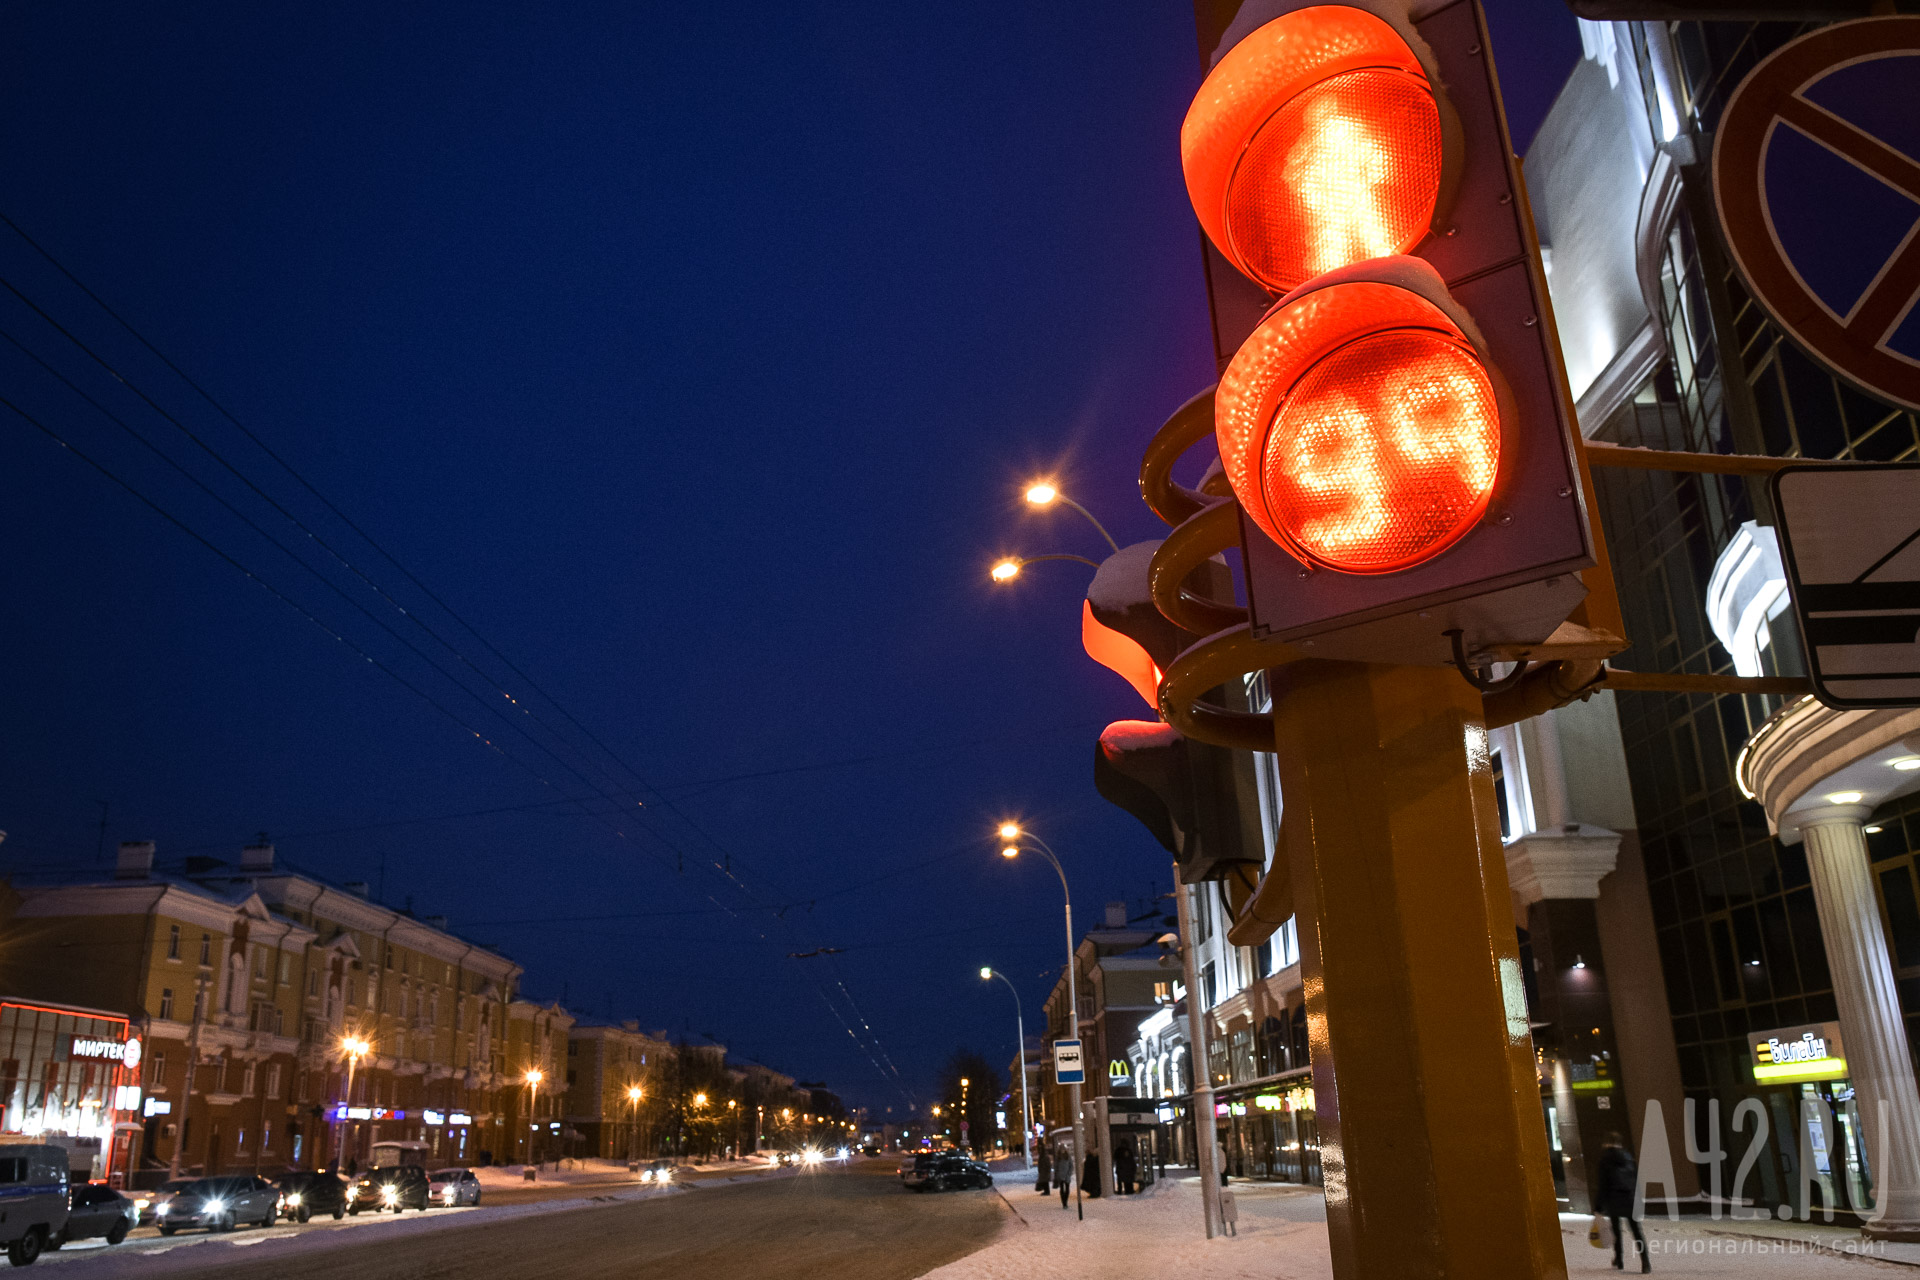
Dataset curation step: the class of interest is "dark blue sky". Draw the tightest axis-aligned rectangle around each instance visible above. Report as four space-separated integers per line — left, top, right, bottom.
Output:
0 2 1578 1110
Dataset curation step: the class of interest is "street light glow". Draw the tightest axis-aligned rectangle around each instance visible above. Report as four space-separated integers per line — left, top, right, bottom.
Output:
1024 482 1058 506
998 822 1021 840
342 1036 370 1058
694 1092 708 1106
525 1068 544 1086
990 559 1021 582
979 967 992 980
1001 846 1019 859
627 1086 643 1102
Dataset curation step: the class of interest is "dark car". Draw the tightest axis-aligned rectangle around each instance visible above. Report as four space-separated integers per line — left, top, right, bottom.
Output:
52 1182 133 1249
904 1151 991 1193
154 1175 280 1234
275 1171 347 1223
348 1165 430 1214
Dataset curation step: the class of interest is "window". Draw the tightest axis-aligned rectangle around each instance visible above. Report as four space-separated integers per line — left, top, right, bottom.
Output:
242 1063 256 1096
307 971 320 998
159 988 174 1020
265 1064 281 1099
236 1128 247 1154
262 1122 272 1152
1491 750 1511 841
279 953 291 985
568 1041 577 1057
199 933 211 966
167 925 180 960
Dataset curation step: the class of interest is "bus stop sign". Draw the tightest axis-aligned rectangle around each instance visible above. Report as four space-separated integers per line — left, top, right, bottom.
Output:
1773 463 1920 708
1053 1039 1085 1085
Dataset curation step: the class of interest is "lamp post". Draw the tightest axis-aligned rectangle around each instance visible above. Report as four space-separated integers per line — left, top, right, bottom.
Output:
981 967 1034 1170
1022 481 1120 552
999 822 1083 1220
525 1068 545 1166
626 1086 643 1164
334 1035 371 1175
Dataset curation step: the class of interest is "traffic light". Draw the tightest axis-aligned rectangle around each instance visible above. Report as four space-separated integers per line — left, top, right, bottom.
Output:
1184 0 1604 667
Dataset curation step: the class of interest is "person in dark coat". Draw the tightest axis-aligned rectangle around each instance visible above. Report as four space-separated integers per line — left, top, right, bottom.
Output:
1596 1133 1649 1272
1035 1144 1051 1195
1057 1147 1070 1209
1083 1151 1102 1198
1114 1140 1137 1195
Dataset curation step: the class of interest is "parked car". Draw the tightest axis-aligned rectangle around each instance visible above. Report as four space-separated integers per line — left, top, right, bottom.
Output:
348 1164 430 1213
902 1151 991 1193
132 1180 194 1227
0 1143 70 1265
52 1183 134 1249
154 1174 280 1234
427 1168 481 1207
275 1171 348 1222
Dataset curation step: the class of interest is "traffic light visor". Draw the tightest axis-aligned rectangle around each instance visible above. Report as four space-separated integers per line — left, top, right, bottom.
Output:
1217 266 1501 575
1182 6 1443 294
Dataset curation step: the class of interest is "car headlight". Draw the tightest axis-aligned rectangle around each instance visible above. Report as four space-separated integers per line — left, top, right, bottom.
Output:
284 1192 302 1206
381 1186 399 1202
205 1199 226 1215
154 1204 169 1216
639 1169 652 1181
442 1186 457 1200
133 1198 151 1212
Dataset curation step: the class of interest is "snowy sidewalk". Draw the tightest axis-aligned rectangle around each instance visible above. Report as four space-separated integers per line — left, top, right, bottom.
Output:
926 1173 1920 1278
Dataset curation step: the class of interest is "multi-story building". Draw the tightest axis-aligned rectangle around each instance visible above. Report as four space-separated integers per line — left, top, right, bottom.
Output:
564 1019 672 1160
2 839 521 1182
502 997 573 1164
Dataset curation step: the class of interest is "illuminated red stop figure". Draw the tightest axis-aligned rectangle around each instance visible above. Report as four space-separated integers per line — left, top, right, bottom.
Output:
1182 5 1456 294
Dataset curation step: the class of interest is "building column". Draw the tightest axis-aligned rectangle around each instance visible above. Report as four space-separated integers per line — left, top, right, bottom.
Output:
1801 808 1920 1239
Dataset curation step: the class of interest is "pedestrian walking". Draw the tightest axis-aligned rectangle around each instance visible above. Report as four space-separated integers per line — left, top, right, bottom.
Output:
1114 1139 1137 1195
1035 1144 1051 1195
1057 1146 1070 1210
1596 1133 1649 1272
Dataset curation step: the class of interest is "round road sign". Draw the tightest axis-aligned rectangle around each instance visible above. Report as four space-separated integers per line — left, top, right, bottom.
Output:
1714 17 1920 409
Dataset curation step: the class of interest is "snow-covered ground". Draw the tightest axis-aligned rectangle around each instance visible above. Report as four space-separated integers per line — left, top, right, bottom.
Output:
930 1172 1920 1279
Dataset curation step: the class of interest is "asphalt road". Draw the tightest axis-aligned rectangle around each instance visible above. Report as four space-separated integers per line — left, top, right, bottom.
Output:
39 1160 1012 1279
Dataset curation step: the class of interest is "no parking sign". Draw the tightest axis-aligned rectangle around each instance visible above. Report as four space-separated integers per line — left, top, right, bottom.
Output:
1714 17 1920 409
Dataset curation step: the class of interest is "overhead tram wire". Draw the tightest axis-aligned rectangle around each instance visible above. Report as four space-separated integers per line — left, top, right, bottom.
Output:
0 318 662 823
0 221 914 1103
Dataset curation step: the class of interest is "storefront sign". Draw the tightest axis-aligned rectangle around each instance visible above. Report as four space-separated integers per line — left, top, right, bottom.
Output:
450 1112 473 1126
1253 1094 1282 1111
1750 1022 1847 1083
142 1098 171 1118
69 1036 129 1062
112 1086 141 1112
1107 1060 1131 1085
424 1110 446 1126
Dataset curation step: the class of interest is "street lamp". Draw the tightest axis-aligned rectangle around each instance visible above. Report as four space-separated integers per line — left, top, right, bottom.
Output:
337 1035 371 1173
525 1068 545 1166
626 1086 643 1164
990 553 1101 583
998 821 1084 1219
981 966 1034 1170
1022 480 1120 552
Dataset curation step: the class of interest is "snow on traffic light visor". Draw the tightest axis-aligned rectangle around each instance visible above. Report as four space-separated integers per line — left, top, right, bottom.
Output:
1182 5 1447 295
1216 262 1502 576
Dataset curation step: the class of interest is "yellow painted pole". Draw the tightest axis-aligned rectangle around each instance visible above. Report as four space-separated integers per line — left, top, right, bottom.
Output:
1270 659 1567 1279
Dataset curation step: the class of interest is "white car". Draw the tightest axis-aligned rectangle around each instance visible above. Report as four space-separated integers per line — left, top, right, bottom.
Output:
428 1168 482 1207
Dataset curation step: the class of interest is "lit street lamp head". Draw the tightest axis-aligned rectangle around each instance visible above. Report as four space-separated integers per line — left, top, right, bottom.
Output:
525 1068 544 1086
626 1086 643 1102
990 559 1021 582
1000 845 1019 859
1023 482 1058 507
997 822 1021 841
979 966 992 980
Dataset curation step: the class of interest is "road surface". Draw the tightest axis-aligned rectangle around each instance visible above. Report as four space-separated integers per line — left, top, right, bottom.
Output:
39 1159 1012 1279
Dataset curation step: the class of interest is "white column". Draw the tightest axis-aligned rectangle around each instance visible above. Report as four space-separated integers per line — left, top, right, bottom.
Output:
1801 808 1920 1239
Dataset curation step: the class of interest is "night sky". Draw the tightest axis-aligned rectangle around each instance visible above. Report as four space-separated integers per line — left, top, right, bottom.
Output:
0 2 1579 1112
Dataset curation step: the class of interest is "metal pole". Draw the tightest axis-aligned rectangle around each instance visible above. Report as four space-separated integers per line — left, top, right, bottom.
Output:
169 975 207 1180
1174 874 1222 1239
1064 895 1083 1221
986 969 1034 1171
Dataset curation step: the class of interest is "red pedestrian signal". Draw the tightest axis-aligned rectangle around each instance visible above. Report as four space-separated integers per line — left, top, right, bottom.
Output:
1183 0 1610 666
1182 5 1454 294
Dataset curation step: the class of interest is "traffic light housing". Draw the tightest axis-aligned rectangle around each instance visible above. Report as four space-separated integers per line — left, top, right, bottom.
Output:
1187 0 1602 667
